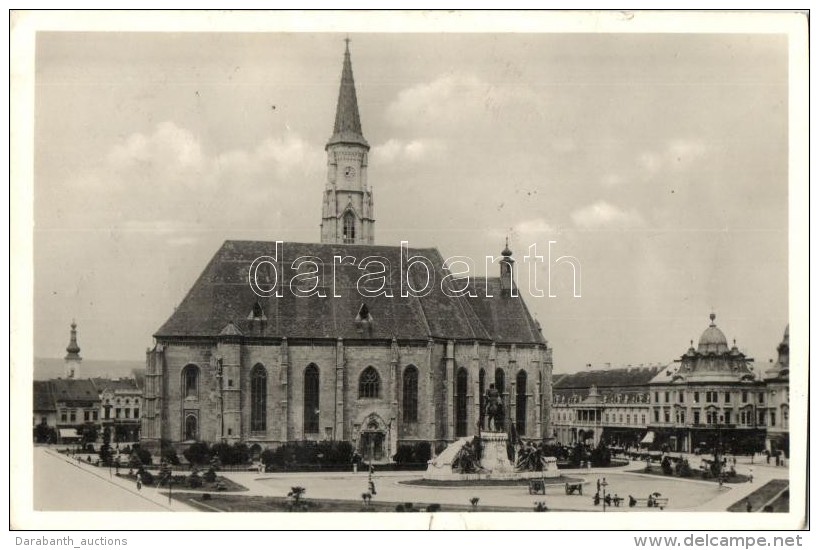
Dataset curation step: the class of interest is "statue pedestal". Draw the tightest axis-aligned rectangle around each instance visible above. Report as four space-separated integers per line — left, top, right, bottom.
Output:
479 431 515 474
423 432 560 481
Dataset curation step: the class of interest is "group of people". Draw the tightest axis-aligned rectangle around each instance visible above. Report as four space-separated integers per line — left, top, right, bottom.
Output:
592 477 623 507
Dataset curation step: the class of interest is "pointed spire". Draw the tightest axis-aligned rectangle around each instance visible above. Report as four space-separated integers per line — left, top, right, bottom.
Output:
65 319 81 360
327 38 369 150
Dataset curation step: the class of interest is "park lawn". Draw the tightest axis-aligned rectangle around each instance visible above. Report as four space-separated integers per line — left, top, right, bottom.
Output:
120 472 248 492
727 480 789 513
626 468 750 484
400 475 582 487
167 492 533 512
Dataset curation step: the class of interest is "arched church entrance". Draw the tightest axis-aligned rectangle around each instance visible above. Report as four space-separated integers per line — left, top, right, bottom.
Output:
358 415 387 462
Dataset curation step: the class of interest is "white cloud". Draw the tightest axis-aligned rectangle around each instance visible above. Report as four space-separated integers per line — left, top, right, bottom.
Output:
52 121 324 240
571 201 645 229
106 122 322 192
371 138 446 164
385 73 484 126
108 121 204 171
384 73 546 134
514 218 556 236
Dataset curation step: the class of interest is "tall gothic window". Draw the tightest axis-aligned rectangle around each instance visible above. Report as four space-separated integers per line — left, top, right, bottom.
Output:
343 211 356 244
184 414 198 441
516 370 527 435
250 364 267 433
359 367 381 398
182 364 199 399
455 368 468 437
495 368 505 396
304 364 320 434
402 366 419 423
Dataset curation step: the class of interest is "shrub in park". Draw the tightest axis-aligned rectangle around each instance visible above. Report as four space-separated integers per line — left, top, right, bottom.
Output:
260 449 278 470
590 443 612 467
138 468 154 486
393 441 433 465
211 442 251 466
203 467 217 483
183 442 212 465
133 446 152 466
188 471 203 488
161 442 180 466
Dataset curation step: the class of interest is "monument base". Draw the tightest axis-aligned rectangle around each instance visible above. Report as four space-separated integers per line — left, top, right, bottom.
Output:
423 432 560 481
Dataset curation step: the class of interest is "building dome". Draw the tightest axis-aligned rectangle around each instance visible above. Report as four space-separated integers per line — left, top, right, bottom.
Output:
697 313 729 354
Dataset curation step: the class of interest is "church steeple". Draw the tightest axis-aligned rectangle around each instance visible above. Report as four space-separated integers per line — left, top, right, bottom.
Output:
64 319 82 378
327 38 369 150
321 38 375 245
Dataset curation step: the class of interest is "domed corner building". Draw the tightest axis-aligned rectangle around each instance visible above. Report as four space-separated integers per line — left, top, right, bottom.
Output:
139 42 553 463
646 313 767 454
762 325 789 458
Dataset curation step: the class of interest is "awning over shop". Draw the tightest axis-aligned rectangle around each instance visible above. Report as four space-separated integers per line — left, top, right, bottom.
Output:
59 429 79 439
640 431 655 444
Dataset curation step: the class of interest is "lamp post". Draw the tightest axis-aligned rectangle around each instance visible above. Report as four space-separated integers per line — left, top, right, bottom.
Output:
601 478 609 513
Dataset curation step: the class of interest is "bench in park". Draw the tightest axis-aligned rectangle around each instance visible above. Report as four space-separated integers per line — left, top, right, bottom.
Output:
628 496 669 510
565 482 583 495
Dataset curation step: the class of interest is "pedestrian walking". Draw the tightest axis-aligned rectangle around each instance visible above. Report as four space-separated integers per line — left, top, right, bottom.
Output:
597 478 601 492
748 468 754 483
136 472 142 491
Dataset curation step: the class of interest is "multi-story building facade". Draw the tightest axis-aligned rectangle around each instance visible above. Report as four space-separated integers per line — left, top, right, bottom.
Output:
762 325 789 456
51 378 101 443
94 378 142 442
551 366 662 447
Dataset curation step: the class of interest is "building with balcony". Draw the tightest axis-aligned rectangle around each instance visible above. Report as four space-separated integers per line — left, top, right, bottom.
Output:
551 365 663 447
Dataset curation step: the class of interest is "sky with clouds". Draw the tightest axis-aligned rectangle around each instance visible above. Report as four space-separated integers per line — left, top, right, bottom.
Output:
32 31 790 372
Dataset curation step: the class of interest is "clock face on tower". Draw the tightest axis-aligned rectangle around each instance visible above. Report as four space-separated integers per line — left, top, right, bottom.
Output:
344 166 356 179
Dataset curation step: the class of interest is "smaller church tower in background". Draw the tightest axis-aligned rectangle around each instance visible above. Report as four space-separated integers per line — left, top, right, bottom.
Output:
500 238 516 295
320 39 375 245
64 320 82 379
